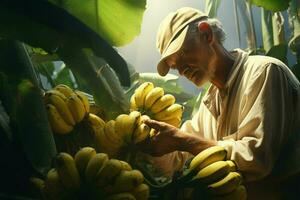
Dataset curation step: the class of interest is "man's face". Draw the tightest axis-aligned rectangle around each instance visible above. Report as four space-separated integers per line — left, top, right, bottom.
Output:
165 34 212 87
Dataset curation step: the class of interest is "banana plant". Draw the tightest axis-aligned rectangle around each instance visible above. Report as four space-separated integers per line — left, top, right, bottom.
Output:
250 0 292 11
0 39 57 187
0 0 148 119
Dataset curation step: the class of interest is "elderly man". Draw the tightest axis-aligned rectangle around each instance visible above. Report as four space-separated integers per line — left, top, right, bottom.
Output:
139 7 300 199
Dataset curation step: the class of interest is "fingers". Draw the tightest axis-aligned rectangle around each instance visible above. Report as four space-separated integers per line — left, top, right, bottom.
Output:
144 119 167 131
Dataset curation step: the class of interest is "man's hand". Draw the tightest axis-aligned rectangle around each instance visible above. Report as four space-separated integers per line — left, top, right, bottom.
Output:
137 119 185 156
137 119 217 157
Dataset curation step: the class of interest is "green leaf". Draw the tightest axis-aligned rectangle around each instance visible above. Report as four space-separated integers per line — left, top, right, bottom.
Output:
138 73 184 94
237 0 257 51
57 46 129 119
251 0 291 11
288 0 300 53
50 0 147 47
54 63 76 88
1 1 131 86
0 40 57 174
266 44 288 64
0 100 12 141
261 8 273 52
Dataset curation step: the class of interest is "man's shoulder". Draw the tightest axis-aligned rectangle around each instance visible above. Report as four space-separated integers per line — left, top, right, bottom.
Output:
246 54 287 73
244 54 299 88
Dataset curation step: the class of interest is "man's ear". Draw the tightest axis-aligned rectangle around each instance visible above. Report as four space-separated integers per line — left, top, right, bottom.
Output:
197 21 213 43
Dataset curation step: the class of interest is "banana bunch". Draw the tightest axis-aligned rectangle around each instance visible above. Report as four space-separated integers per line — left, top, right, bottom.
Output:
93 111 153 157
130 82 183 128
184 146 247 200
34 147 149 200
44 84 90 134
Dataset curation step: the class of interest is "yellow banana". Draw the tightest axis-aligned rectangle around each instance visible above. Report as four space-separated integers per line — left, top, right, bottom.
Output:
94 127 120 157
105 193 136 200
130 94 137 111
96 159 123 187
154 103 183 121
149 128 157 138
151 94 176 114
30 177 45 191
54 84 74 98
207 172 242 195
189 146 227 172
129 111 142 125
139 115 150 124
213 185 247 200
104 120 124 148
45 91 76 126
226 160 237 172
144 87 164 110
75 90 90 113
55 153 80 190
74 147 96 176
44 90 67 101
133 123 151 144
193 160 230 184
161 116 181 128
134 82 154 109
132 183 150 200
46 104 73 134
120 160 132 171
87 113 106 133
67 93 86 123
44 168 65 199
85 153 109 183
114 114 136 143
112 170 144 193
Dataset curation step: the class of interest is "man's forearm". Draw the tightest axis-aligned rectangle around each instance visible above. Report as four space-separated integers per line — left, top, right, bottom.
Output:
179 133 217 155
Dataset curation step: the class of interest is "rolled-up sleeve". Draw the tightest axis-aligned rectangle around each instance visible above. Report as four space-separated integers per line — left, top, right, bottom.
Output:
218 63 296 182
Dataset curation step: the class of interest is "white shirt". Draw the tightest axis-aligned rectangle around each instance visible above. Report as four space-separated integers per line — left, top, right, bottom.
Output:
145 49 300 198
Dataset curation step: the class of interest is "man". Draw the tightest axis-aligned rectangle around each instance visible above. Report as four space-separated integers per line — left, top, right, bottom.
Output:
139 7 300 199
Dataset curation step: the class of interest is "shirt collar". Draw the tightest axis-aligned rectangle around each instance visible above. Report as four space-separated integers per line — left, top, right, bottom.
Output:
203 48 249 102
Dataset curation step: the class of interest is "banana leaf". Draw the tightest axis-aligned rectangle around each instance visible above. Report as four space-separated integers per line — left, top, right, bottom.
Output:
0 0 130 86
57 47 129 119
53 63 76 89
49 0 147 47
0 40 57 175
251 0 291 11
0 100 12 141
205 0 221 18
237 0 257 51
288 0 300 54
261 8 288 63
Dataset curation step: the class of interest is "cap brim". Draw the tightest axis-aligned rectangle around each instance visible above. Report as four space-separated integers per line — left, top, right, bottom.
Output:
157 26 189 76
